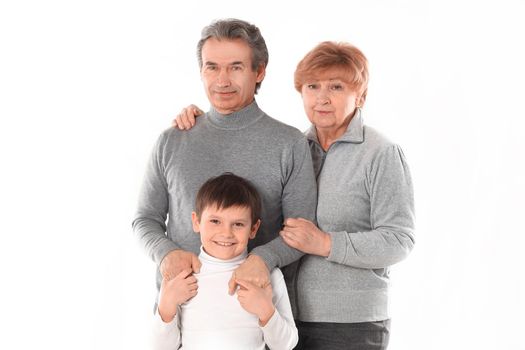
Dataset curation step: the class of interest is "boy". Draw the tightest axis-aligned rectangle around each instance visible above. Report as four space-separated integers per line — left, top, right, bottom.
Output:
152 173 298 349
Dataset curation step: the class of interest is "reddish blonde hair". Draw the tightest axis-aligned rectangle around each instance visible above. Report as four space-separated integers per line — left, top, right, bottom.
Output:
294 41 369 104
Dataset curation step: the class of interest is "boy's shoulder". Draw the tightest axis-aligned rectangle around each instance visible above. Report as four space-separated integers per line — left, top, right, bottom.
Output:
269 267 285 287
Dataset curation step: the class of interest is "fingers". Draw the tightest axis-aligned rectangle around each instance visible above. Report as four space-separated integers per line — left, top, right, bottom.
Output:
174 268 193 280
191 104 204 116
235 279 255 291
284 217 313 228
191 255 202 274
175 105 201 130
283 218 299 227
228 274 238 295
280 230 300 249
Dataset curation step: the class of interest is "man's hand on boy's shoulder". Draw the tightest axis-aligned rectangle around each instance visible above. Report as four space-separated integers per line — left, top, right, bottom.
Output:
228 255 269 295
160 249 202 280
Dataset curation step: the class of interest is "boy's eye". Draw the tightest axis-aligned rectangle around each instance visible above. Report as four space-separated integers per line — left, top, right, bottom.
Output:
210 219 220 224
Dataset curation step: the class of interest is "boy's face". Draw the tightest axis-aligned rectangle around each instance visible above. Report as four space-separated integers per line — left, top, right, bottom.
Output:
192 205 260 260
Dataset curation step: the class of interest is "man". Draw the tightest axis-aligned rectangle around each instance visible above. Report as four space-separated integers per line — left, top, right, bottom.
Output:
132 18 317 303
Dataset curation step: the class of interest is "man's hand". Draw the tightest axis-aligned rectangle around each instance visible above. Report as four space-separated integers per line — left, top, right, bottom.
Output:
171 104 203 130
160 249 201 280
280 218 331 257
228 254 269 295
236 279 275 326
157 268 198 323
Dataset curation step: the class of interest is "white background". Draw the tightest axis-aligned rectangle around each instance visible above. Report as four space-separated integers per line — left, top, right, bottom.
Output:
1 0 524 349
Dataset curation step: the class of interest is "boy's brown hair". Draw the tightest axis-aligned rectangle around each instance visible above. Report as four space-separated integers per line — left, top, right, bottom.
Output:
195 173 262 225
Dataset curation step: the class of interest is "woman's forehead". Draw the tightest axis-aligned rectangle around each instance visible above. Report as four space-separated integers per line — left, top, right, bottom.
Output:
310 67 353 82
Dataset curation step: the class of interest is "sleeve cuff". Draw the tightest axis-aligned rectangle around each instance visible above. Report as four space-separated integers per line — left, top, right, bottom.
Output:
250 246 278 270
154 241 180 266
326 231 348 264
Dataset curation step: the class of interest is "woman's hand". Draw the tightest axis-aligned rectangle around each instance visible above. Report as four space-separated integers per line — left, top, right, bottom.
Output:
236 279 275 326
172 104 203 130
280 218 332 257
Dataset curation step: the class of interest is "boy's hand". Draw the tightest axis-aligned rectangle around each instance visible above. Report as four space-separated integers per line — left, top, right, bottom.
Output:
160 249 201 280
157 268 198 323
171 104 203 130
236 279 275 326
228 255 269 295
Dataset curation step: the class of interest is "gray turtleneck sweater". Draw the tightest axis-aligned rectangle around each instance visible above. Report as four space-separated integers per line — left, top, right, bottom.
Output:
133 101 317 291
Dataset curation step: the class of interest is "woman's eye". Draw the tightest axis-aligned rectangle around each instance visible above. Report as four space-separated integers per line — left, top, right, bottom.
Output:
331 84 343 90
306 84 318 89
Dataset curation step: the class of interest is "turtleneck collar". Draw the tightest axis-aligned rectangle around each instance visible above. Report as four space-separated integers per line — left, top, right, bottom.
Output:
305 107 365 146
199 246 247 268
207 100 265 130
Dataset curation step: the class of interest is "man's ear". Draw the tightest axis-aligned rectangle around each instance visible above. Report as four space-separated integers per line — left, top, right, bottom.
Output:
255 64 266 83
191 212 200 234
249 219 261 239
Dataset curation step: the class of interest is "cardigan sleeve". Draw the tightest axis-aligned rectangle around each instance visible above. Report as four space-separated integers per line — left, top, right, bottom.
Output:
327 144 415 268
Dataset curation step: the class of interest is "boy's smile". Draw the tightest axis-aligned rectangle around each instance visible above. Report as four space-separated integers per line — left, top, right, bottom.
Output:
192 205 260 260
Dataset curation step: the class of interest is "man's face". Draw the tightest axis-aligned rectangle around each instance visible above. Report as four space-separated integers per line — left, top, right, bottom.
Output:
192 205 260 260
200 38 265 114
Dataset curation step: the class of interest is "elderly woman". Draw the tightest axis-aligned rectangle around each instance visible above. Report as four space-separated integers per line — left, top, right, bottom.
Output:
172 41 415 350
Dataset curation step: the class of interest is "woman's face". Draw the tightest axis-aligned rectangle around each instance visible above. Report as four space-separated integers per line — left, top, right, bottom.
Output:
301 70 360 134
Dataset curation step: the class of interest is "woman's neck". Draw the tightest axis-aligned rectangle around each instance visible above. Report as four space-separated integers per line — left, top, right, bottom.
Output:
316 114 353 151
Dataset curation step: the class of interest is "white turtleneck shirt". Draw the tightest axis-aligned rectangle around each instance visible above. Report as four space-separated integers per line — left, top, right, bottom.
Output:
152 248 298 350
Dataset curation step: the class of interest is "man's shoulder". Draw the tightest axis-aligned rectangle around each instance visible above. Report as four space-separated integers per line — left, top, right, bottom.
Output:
258 113 306 141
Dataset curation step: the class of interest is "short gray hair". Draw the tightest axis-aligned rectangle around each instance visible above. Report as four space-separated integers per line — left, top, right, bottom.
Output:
197 18 269 93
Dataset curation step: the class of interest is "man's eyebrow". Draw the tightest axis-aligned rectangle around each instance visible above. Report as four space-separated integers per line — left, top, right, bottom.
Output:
230 61 244 66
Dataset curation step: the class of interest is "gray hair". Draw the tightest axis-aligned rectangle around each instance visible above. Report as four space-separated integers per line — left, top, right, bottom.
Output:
197 18 269 93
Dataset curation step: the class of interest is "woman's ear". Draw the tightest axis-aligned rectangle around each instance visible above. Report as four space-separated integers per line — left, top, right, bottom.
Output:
191 212 200 234
249 219 261 239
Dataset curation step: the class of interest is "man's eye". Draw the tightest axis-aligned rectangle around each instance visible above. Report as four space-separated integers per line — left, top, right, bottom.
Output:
232 65 242 71
234 222 245 227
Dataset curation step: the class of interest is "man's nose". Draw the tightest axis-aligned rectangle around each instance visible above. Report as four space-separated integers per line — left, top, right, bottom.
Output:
216 69 231 87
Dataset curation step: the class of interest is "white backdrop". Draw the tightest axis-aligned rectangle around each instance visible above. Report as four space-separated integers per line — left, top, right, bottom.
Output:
1 0 524 349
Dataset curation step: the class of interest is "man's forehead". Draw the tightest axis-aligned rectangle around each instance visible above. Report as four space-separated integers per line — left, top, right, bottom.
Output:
201 38 252 64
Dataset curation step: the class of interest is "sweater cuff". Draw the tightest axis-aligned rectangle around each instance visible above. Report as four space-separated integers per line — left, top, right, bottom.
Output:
154 240 180 266
327 231 348 264
250 246 278 271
